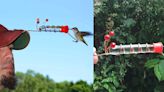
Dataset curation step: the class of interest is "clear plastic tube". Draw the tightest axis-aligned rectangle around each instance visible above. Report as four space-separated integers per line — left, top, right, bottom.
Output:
107 42 163 55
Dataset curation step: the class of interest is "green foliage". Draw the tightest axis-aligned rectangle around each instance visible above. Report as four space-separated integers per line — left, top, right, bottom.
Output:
1 70 92 92
94 0 164 92
145 59 160 69
145 59 164 81
154 60 164 81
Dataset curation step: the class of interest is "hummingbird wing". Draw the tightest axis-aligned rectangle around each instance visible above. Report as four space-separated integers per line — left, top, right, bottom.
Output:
76 32 88 46
80 31 93 37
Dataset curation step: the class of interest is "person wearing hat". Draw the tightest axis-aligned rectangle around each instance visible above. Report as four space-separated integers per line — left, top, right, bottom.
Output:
0 24 30 90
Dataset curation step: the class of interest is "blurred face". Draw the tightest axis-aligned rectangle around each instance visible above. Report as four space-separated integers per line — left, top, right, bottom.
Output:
0 45 16 90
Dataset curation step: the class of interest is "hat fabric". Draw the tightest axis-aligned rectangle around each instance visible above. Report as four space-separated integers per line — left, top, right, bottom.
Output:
0 24 30 50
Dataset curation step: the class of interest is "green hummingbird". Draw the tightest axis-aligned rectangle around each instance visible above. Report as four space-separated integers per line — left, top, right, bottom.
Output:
71 27 93 46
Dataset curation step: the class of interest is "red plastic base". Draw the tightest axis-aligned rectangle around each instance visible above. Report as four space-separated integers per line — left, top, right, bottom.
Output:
153 42 163 54
61 25 69 33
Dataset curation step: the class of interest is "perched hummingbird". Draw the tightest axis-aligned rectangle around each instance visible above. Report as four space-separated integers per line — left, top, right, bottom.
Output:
71 27 93 46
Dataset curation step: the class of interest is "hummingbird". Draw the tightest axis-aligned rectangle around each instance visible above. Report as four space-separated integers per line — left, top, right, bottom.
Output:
71 27 93 46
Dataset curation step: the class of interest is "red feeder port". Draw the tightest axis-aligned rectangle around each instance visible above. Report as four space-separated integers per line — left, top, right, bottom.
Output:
104 34 110 41
153 42 163 54
36 18 40 24
110 42 116 48
45 18 48 22
61 25 69 33
109 31 115 36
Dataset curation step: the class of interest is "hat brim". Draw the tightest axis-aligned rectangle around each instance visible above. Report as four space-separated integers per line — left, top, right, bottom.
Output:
12 31 30 50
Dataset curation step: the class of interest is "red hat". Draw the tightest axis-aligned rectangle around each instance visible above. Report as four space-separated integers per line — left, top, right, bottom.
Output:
0 24 30 50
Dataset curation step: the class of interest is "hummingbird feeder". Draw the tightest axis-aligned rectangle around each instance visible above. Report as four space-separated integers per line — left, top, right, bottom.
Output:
27 18 77 41
98 31 164 56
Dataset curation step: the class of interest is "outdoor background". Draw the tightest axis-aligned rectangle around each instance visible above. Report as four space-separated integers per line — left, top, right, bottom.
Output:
0 0 93 91
94 0 164 92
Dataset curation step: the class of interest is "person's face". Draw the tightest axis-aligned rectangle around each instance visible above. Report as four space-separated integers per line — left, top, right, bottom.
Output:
0 44 16 90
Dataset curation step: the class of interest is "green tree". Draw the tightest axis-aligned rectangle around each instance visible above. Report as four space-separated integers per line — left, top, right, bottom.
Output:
71 80 92 92
0 70 92 92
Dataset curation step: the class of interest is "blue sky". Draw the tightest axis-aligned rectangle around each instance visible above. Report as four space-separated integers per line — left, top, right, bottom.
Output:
0 0 93 83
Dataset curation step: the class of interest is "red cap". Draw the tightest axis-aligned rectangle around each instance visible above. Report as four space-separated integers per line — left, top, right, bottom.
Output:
0 24 30 50
153 42 163 54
